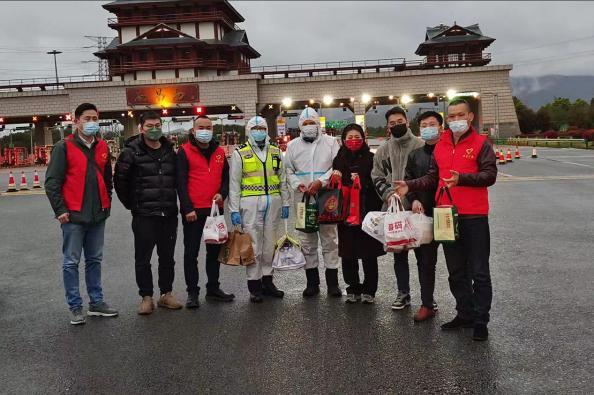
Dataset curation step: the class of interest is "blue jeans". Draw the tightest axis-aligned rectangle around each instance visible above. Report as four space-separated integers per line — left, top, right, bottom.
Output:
61 221 105 311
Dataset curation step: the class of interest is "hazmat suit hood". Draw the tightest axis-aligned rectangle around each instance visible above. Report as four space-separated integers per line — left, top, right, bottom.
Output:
298 108 321 142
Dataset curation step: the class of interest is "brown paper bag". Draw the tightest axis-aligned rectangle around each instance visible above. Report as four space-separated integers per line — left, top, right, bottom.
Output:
218 231 241 266
236 231 255 266
218 230 255 266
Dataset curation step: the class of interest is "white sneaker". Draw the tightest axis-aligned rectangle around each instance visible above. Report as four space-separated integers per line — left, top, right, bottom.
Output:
345 294 361 304
361 294 375 304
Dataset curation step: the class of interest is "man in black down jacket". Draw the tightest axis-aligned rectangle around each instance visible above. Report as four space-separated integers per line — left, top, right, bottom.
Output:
404 111 443 322
114 111 183 315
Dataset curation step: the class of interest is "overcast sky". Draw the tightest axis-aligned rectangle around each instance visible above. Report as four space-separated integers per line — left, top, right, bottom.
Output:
1 1 594 81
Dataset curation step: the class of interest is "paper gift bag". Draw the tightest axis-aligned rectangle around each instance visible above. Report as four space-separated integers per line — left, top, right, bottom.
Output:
433 187 459 243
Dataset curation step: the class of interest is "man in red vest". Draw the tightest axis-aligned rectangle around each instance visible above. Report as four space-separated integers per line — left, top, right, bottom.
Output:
394 99 497 341
45 103 118 325
177 115 235 308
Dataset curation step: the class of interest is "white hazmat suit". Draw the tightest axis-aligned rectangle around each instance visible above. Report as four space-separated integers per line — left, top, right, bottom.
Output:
229 116 290 300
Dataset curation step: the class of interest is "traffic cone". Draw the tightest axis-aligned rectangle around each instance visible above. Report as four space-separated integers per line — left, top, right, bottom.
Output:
514 146 521 159
6 171 18 192
531 148 538 158
498 150 506 165
506 148 513 163
33 170 42 189
19 171 29 190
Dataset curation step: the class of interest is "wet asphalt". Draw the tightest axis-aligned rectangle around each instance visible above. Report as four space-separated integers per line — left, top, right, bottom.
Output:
0 146 593 394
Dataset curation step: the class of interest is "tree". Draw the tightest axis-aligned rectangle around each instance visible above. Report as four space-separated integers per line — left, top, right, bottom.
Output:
513 96 537 133
568 99 591 129
535 108 551 132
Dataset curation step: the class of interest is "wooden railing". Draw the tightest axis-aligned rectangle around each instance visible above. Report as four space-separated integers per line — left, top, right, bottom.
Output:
109 59 230 74
108 11 237 29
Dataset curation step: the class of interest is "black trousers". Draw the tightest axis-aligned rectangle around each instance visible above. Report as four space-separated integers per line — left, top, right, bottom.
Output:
393 250 410 293
341 257 379 297
131 215 178 297
442 217 492 325
183 214 221 294
413 241 439 308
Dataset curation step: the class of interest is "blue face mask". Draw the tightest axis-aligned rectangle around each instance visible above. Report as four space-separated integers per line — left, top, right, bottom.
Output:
449 120 469 135
251 130 268 142
420 126 439 141
195 130 212 143
82 121 100 136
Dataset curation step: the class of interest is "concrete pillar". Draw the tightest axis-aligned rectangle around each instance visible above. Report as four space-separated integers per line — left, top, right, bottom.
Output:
33 122 49 147
122 116 138 139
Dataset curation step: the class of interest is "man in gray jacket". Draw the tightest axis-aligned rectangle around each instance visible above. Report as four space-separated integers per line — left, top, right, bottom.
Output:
371 106 424 310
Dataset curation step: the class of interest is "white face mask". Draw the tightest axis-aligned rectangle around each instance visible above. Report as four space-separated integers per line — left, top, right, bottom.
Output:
449 120 469 135
301 125 318 139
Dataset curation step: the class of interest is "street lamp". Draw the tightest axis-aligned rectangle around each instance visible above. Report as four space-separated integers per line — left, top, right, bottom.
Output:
47 50 62 85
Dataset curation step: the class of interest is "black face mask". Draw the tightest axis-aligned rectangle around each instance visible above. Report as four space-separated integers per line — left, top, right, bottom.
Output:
390 124 408 138
303 137 316 143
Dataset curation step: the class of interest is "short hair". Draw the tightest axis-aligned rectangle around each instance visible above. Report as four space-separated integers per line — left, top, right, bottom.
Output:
74 103 98 119
385 106 407 121
194 115 211 122
417 111 443 126
139 111 161 126
448 98 472 112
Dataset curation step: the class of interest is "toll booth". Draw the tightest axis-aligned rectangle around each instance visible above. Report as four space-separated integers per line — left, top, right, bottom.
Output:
34 146 49 165
2 147 30 167
220 131 240 157
275 135 291 152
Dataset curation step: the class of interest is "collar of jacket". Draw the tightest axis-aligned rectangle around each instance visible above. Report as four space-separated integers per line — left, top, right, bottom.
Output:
444 125 477 145
125 133 173 153
72 132 97 149
389 129 414 145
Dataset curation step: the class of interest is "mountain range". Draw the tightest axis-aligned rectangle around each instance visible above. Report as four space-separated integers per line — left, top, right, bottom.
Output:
511 75 594 109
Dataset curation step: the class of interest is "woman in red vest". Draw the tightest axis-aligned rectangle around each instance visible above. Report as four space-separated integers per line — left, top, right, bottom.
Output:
177 115 235 308
45 103 118 325
394 99 497 341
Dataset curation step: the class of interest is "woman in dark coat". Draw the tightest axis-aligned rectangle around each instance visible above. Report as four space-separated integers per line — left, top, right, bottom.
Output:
332 123 386 304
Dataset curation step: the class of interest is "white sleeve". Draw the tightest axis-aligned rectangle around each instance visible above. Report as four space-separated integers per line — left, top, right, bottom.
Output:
279 157 291 207
317 137 340 187
228 150 243 213
283 146 302 190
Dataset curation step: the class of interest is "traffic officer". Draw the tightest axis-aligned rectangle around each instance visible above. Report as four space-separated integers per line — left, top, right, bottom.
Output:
228 116 291 303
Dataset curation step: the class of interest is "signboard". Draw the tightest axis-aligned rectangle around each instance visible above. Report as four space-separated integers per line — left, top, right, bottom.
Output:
276 118 286 136
355 114 365 129
126 84 199 107
319 116 326 131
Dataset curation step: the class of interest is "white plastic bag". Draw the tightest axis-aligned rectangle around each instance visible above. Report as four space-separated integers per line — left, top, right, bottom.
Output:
408 213 434 246
272 220 306 270
361 211 387 243
203 200 228 245
383 195 416 252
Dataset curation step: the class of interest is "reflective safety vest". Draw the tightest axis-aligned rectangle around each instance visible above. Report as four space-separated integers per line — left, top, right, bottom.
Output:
238 143 282 197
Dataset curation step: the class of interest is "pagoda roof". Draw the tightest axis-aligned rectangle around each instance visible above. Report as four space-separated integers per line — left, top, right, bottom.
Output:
416 23 494 55
103 0 245 23
95 23 260 57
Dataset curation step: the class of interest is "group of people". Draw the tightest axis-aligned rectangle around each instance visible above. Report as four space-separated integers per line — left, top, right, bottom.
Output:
46 99 496 341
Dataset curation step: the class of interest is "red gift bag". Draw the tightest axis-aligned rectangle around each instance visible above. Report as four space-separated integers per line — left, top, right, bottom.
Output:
346 175 361 226
318 176 349 224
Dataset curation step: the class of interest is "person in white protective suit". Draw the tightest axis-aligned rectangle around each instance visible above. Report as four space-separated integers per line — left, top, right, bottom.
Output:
229 116 291 303
284 107 343 297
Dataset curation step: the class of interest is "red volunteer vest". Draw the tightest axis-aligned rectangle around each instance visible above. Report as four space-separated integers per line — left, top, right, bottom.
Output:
433 128 489 215
182 142 225 209
62 135 111 212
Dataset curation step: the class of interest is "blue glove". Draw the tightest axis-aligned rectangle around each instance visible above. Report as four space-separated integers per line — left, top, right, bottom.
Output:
281 206 290 219
231 212 242 226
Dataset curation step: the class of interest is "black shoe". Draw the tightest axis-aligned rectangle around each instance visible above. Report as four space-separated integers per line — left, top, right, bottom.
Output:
303 268 321 298
441 316 474 330
185 292 200 309
248 280 264 304
206 288 235 302
472 324 489 341
325 269 342 298
262 275 284 298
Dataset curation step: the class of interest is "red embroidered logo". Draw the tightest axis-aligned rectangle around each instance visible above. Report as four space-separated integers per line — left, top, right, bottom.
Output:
215 154 224 164
462 148 475 160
